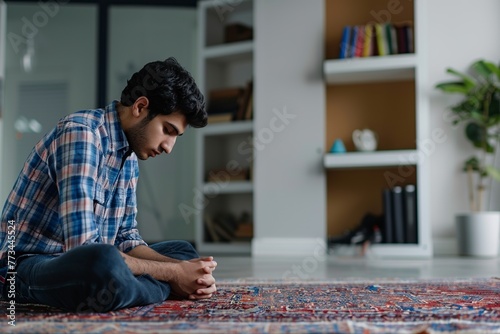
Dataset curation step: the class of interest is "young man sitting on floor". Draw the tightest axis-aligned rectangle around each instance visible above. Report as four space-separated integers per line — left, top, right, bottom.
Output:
0 58 217 312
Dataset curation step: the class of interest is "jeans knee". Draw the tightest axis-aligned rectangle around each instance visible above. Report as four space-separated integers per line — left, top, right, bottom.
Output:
150 240 199 260
176 240 197 253
77 244 121 271
69 244 128 312
68 244 127 287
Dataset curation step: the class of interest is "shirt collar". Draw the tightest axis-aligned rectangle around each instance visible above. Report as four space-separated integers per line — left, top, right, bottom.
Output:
105 100 129 152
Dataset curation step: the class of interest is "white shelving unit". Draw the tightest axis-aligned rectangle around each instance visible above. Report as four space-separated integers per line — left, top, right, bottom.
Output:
195 0 254 255
324 0 432 258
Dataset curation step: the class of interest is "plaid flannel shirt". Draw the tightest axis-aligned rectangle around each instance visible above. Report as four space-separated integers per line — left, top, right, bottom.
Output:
0 101 147 291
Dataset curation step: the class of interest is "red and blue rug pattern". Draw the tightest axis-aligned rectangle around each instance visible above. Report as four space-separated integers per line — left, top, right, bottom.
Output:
2 278 500 333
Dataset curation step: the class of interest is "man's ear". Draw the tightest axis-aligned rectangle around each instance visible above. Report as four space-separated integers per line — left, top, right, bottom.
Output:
132 96 150 118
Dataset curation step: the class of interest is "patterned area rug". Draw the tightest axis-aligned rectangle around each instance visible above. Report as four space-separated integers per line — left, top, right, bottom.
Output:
1 278 499 333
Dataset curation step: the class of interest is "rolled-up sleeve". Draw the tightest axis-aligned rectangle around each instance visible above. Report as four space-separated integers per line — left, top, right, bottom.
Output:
51 123 101 251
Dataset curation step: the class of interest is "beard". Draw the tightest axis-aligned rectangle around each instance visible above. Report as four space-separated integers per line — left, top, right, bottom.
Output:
125 117 151 160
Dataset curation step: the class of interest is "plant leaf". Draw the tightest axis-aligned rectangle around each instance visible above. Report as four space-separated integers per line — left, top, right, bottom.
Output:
486 165 500 181
469 111 485 123
446 68 477 89
485 61 500 81
486 142 495 153
435 81 470 94
472 60 494 81
489 91 500 117
465 122 485 146
474 60 500 81
463 156 480 171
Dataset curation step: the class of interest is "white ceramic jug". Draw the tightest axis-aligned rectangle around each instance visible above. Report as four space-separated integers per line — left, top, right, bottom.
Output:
352 129 377 152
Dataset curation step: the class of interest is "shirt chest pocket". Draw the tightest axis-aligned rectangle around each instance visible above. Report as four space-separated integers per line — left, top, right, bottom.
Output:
93 184 125 244
94 183 109 206
94 183 126 216
94 183 110 223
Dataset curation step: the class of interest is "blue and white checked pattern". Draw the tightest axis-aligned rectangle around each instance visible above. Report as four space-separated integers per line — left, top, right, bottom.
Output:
0 101 147 290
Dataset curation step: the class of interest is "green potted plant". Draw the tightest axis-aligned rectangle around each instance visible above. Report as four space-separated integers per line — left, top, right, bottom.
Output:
436 59 500 257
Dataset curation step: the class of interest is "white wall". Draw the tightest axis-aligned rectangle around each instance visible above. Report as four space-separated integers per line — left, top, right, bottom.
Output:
426 0 500 250
108 7 198 242
252 0 326 256
1 3 97 204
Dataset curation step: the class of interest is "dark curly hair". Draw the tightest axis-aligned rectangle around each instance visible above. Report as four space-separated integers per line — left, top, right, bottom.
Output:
120 57 207 128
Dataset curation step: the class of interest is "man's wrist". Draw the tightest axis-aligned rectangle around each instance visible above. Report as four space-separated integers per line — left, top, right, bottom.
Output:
120 250 179 282
127 245 182 263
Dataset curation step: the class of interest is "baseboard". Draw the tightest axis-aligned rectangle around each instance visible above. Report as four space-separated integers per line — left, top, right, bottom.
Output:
251 237 489 257
252 237 328 257
252 237 456 257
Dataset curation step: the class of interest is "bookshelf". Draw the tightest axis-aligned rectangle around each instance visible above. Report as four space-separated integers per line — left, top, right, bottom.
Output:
324 0 432 257
195 0 254 254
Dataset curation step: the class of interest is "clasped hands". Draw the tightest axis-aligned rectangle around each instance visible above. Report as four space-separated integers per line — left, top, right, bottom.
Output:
170 256 218 300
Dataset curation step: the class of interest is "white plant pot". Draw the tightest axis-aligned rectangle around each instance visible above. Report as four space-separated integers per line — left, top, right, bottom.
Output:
456 212 500 257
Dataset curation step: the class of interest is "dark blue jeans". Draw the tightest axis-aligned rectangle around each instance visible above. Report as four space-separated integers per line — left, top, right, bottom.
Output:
9 241 199 312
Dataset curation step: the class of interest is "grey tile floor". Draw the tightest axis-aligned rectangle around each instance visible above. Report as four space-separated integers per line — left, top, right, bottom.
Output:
213 255 500 281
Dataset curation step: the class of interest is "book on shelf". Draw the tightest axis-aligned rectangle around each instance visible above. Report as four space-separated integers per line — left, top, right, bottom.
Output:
233 211 253 241
405 24 414 53
213 223 233 242
337 22 413 59
207 87 242 123
204 214 220 242
395 25 407 54
351 26 364 58
203 212 252 243
224 22 253 44
375 23 389 56
244 90 253 120
403 184 418 243
381 188 394 243
362 25 374 57
381 184 418 244
206 167 249 183
339 26 351 59
392 186 405 244
204 213 234 243
235 80 253 121
385 23 398 55
208 113 233 124
233 223 253 241
207 83 253 124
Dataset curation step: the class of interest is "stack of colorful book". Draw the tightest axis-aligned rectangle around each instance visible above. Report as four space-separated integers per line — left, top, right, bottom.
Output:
339 22 414 59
